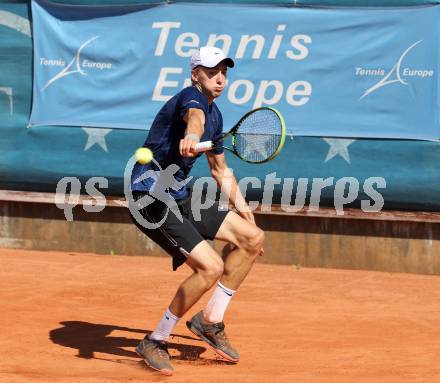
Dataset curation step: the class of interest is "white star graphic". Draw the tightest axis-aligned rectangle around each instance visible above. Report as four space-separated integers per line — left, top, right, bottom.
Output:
0 87 13 114
82 128 112 152
323 138 356 164
242 134 270 159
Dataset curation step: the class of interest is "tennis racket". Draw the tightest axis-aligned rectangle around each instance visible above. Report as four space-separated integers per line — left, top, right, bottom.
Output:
194 107 286 164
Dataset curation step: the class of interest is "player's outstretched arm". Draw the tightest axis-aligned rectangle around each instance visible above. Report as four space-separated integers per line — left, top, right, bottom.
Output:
206 152 255 225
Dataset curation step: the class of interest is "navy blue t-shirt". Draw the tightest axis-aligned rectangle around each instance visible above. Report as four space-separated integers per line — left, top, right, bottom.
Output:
131 86 224 200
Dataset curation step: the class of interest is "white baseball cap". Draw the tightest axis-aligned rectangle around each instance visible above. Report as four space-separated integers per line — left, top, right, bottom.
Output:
190 46 235 70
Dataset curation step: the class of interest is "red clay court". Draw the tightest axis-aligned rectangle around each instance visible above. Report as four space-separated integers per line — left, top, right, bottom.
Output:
1 248 440 382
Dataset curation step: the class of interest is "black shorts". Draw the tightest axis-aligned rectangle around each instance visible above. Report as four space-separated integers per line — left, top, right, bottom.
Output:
129 190 230 270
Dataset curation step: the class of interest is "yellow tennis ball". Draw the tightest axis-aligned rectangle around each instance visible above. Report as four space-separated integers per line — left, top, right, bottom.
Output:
135 147 153 165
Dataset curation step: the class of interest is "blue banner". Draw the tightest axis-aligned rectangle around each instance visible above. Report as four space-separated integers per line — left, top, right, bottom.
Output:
30 0 440 140
2 1 440 211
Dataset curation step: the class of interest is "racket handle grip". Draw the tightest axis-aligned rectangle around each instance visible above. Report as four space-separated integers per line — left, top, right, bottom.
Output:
194 141 213 152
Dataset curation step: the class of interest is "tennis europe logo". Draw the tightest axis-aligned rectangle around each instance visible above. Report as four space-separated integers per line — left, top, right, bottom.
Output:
40 36 114 91
356 40 434 100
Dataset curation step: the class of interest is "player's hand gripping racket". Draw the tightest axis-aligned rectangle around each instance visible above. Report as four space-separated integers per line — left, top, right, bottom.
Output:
194 107 286 164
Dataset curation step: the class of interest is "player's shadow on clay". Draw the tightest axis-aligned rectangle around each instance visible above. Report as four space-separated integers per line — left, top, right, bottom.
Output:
49 321 232 366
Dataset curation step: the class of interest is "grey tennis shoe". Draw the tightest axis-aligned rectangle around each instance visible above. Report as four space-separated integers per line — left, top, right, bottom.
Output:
186 311 240 363
136 338 174 376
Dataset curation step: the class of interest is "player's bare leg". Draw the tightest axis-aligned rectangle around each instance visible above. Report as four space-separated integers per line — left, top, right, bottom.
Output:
215 211 265 290
186 211 264 362
169 241 225 317
137 241 224 374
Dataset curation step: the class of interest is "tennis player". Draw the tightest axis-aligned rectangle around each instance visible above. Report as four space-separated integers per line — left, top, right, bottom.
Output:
129 46 265 376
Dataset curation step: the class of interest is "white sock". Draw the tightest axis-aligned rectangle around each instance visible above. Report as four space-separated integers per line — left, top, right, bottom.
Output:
149 308 180 342
203 281 236 323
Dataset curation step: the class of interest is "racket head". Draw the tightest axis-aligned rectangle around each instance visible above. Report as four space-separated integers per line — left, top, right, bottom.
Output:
231 107 286 164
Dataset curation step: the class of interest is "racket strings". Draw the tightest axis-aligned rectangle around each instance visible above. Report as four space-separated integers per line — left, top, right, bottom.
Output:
234 109 282 163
